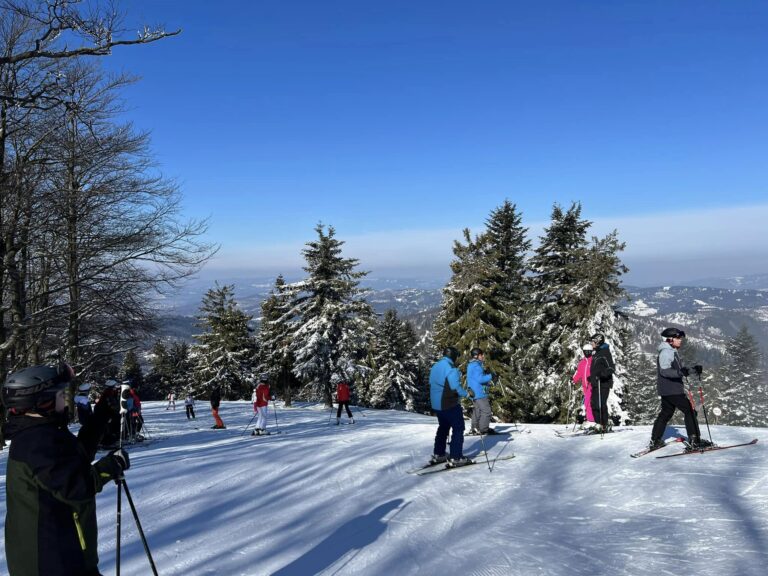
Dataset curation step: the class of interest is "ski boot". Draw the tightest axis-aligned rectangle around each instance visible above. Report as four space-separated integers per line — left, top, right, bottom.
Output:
446 456 472 468
648 438 665 450
349 417 355 424
336 417 340 425
429 454 447 465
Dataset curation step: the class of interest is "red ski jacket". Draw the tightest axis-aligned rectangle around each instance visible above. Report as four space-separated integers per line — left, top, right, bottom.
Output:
337 382 350 402
253 383 270 408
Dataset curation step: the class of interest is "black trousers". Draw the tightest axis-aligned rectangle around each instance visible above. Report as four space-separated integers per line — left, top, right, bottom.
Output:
651 393 701 440
589 382 611 427
186 405 196 419
336 401 353 418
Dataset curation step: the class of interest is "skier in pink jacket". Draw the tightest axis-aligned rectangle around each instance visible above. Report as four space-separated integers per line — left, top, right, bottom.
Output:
572 343 594 423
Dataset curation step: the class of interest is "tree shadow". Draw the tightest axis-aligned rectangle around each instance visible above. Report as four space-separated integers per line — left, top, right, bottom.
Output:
271 499 407 576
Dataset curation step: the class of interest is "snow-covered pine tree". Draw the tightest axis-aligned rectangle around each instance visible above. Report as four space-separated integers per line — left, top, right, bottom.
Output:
368 309 421 410
524 203 629 423
283 224 374 406
482 201 532 420
434 201 531 420
618 327 658 424
713 325 766 427
167 341 194 397
121 349 144 390
191 284 256 399
258 275 298 406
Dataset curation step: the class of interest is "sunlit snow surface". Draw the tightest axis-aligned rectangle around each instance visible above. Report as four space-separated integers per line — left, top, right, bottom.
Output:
1 402 766 576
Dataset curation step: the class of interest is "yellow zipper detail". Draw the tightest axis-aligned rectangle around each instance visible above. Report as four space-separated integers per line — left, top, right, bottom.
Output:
72 512 86 551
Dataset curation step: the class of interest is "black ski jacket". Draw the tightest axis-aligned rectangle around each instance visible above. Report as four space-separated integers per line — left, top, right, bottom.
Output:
589 344 615 388
3 403 118 576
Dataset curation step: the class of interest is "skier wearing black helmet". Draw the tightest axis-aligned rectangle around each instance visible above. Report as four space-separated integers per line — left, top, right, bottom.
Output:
648 327 710 451
2 363 129 576
428 346 471 467
588 333 615 432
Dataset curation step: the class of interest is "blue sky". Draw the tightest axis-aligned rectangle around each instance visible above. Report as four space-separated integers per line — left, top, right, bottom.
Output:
103 1 768 285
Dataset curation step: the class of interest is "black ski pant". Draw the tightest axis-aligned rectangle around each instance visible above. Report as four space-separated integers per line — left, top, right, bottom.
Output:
186 405 196 419
651 393 701 441
336 401 353 418
589 382 611 428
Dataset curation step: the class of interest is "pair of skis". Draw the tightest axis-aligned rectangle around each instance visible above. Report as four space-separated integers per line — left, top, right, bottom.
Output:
408 451 516 476
555 427 631 438
631 437 758 458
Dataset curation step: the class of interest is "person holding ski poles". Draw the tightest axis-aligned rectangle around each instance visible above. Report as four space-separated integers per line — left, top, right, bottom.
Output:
466 348 496 435
649 327 711 451
251 376 272 436
588 333 614 432
335 378 354 425
2 363 130 576
429 346 471 467
572 343 594 424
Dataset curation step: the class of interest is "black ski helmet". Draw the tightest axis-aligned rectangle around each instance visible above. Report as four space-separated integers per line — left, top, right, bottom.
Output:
2 363 74 414
470 347 483 358
661 327 686 339
590 333 605 347
443 346 460 363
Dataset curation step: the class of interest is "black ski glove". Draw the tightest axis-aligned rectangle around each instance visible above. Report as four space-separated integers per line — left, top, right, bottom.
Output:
112 448 131 471
95 448 130 481
270 395 276 401
680 367 690 377
693 365 703 376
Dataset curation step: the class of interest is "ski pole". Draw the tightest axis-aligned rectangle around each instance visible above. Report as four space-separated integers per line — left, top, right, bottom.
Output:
354 404 366 417
478 430 492 473
328 404 335 425
121 478 159 576
116 385 130 576
597 379 604 439
697 379 714 446
272 399 279 432
241 412 257 437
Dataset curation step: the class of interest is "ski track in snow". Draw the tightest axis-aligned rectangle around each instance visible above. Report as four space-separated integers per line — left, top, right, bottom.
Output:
0 401 766 576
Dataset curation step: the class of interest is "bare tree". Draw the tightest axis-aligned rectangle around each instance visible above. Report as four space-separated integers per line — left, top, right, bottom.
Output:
0 2 214 380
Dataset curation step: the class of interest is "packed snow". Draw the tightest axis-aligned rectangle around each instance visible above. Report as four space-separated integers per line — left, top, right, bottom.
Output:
1 402 766 576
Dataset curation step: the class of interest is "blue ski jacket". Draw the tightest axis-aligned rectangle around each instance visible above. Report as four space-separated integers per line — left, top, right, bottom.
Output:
429 356 467 411
466 359 493 400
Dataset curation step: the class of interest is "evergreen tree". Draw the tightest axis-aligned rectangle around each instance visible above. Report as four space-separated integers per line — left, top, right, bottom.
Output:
433 200 531 420
714 326 766 426
121 349 144 390
619 331 658 424
191 284 256 399
523 203 628 422
368 310 421 410
258 275 298 406
283 225 374 406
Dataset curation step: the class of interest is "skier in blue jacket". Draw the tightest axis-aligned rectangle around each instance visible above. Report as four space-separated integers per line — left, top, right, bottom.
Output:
429 346 470 467
466 348 496 435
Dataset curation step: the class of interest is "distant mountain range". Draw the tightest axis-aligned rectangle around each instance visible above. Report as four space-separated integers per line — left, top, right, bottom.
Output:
151 273 768 358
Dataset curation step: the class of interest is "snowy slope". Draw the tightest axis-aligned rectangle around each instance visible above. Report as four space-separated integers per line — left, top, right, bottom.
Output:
1 402 766 576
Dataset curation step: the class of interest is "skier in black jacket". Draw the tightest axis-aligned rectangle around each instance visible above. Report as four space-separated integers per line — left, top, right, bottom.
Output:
588 333 615 432
2 363 130 576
